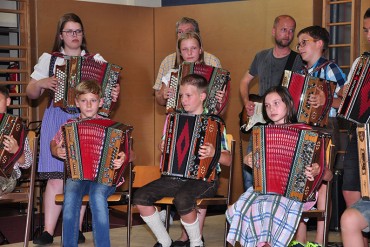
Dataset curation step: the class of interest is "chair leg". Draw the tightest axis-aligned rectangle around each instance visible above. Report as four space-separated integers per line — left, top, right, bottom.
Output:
24 201 32 247
127 201 131 247
165 205 171 232
224 219 229 247
127 162 133 247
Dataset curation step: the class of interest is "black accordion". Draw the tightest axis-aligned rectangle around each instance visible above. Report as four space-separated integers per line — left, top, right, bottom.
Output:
166 62 230 115
54 55 122 117
0 113 26 178
63 118 133 186
252 124 329 202
338 53 370 124
160 113 225 182
357 124 370 199
282 70 337 127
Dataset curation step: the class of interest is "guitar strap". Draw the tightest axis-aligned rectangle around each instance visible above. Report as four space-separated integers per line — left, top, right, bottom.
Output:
280 50 298 82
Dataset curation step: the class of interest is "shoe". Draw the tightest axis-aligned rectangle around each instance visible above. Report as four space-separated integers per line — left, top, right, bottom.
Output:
288 240 305 247
153 240 173 247
173 236 204 247
159 209 174 225
78 230 86 244
33 231 54 245
306 242 322 247
172 239 190 247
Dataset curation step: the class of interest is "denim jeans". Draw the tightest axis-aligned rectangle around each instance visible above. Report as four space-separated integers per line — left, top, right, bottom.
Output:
242 165 253 192
62 179 116 247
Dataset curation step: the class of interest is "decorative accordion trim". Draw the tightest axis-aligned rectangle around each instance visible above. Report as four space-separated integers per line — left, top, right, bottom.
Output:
166 62 231 115
282 70 336 127
63 118 133 186
357 124 370 200
160 113 225 182
0 113 26 178
54 55 122 117
338 53 370 124
252 124 327 202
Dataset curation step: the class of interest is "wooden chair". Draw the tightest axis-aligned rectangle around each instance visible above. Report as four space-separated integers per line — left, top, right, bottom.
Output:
125 164 162 247
301 141 335 246
0 130 39 247
149 134 235 247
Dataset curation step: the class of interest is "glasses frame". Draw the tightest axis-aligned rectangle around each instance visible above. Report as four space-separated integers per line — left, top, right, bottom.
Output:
61 29 84 37
296 38 317 51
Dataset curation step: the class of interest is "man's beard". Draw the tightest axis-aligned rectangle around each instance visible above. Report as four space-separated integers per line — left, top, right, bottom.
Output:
275 38 292 48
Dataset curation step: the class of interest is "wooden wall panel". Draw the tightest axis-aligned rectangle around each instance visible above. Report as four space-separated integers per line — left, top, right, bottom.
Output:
32 0 155 166
154 0 318 201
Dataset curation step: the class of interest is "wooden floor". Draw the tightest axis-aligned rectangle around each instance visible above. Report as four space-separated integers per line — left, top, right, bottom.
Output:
5 214 348 247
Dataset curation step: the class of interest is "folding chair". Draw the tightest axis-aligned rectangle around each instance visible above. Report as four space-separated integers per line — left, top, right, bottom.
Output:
0 130 40 247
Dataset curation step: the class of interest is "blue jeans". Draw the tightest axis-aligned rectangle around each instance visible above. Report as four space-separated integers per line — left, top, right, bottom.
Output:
62 179 116 247
242 165 253 192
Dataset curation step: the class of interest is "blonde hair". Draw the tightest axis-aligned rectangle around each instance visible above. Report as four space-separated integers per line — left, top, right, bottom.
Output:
75 80 101 98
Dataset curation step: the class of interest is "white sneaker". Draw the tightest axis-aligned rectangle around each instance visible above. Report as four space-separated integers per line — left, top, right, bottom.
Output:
158 209 174 225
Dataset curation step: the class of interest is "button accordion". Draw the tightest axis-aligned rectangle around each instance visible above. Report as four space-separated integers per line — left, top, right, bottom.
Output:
338 53 370 124
166 62 230 115
0 113 26 178
160 113 225 182
54 55 122 117
357 124 370 200
282 70 337 127
63 118 133 186
252 124 329 202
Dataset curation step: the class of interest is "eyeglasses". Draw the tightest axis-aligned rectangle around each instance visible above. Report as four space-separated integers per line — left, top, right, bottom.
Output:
296 38 317 50
61 29 83 37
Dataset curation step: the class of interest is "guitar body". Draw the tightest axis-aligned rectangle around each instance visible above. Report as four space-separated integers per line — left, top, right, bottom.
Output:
239 94 265 133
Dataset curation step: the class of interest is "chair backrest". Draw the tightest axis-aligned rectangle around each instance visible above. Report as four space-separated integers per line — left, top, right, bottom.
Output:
216 134 235 198
132 165 161 188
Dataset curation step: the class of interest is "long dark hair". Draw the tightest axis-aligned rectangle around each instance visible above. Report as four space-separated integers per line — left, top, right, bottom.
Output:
262 86 297 124
52 13 88 53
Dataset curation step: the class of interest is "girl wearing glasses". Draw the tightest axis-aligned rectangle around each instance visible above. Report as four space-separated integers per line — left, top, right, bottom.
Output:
26 13 120 245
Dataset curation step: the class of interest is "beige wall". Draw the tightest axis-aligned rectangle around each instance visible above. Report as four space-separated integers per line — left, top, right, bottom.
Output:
32 0 320 201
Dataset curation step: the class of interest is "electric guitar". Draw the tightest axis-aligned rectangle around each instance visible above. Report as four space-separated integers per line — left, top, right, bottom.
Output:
239 94 265 133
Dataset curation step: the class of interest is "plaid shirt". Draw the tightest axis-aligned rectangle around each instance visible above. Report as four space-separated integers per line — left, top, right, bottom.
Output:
226 187 303 247
153 51 221 90
302 57 346 117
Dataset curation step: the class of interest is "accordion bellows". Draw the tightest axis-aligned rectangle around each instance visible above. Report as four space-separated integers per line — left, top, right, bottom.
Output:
0 113 26 178
160 113 225 182
54 55 122 117
338 54 370 124
166 62 230 115
252 124 327 202
63 118 133 186
282 70 336 127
